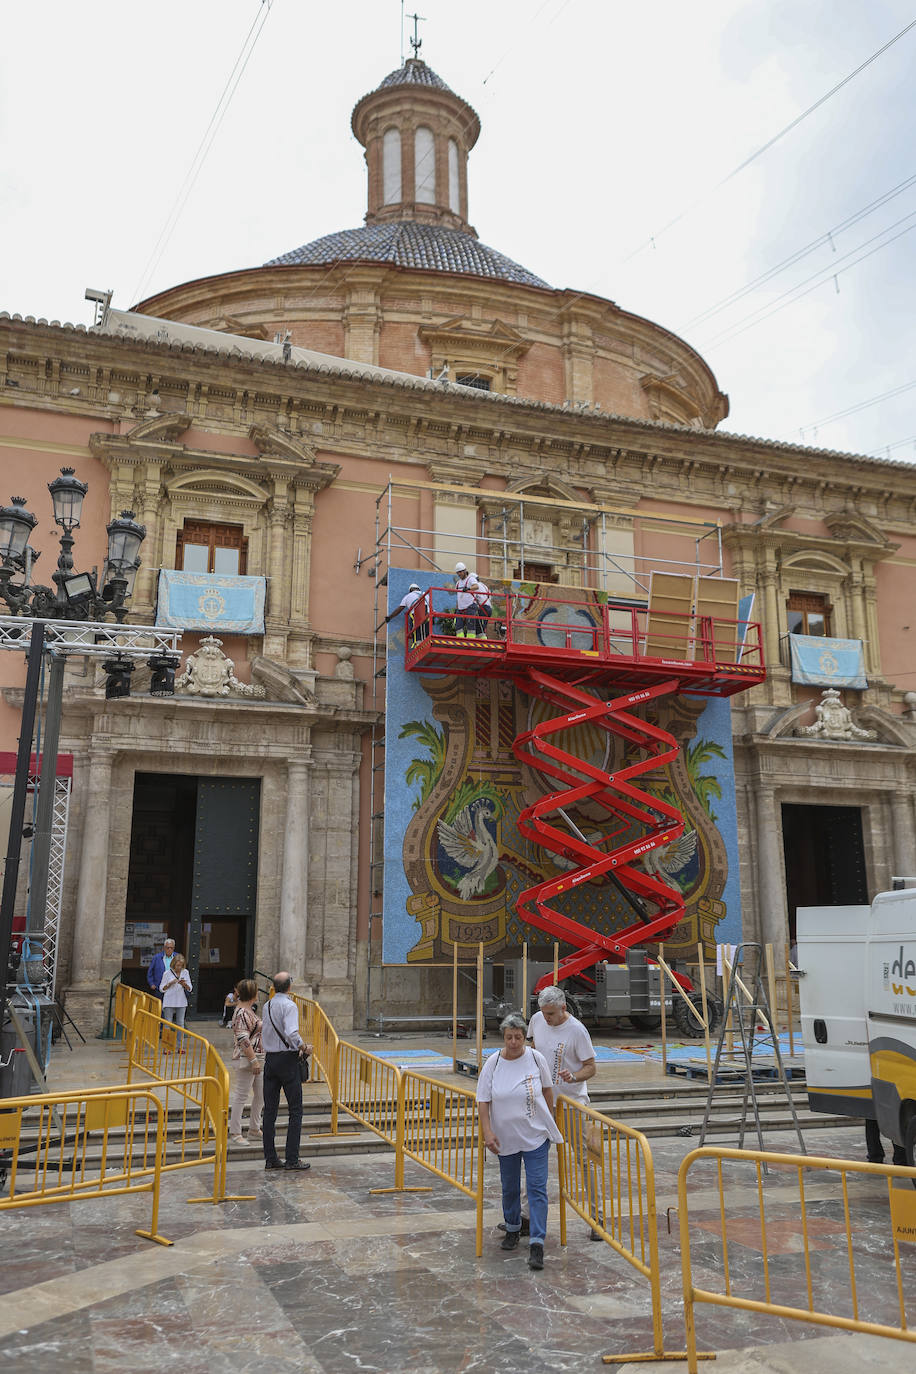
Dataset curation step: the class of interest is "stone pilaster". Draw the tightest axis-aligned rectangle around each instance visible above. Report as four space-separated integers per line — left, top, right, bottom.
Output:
67 748 115 1027
279 757 312 992
891 788 916 879
754 783 788 945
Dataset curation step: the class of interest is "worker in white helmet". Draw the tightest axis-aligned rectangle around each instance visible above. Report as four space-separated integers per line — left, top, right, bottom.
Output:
454 564 476 637
385 582 426 644
467 576 493 637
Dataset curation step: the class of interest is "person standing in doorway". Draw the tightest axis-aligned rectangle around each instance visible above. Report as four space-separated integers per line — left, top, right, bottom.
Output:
147 938 175 998
261 971 313 1172
160 954 192 1048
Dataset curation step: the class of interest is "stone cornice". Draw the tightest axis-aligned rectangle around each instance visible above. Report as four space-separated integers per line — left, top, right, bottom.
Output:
6 314 916 506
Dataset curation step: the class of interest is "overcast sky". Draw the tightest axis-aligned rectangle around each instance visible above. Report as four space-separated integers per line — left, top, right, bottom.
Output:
2 1 914 462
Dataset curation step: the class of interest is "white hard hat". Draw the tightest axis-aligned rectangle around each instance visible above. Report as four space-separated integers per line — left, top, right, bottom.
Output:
409 583 420 591
455 562 467 572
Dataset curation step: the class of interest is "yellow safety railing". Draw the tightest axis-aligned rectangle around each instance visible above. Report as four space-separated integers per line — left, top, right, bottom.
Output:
126 1007 253 1206
677 1146 916 1372
400 1070 485 1255
0 1084 171 1246
556 1096 710 1365
335 1038 403 1151
291 993 338 1091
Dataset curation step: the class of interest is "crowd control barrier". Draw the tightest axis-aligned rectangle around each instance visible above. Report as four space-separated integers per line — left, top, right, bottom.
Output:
555 1096 709 1365
127 1007 253 1206
0 1084 171 1246
292 994 338 1093
400 1070 485 1255
677 1146 916 1372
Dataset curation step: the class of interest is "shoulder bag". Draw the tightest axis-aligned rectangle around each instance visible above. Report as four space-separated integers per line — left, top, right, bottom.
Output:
266 999 310 1082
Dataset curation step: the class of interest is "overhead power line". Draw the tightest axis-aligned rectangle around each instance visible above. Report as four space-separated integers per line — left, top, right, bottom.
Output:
698 211 916 350
131 0 275 306
683 171 916 330
802 378 916 434
620 17 916 266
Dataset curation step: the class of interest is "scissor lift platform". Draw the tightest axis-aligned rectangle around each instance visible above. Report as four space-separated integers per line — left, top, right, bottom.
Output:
400 583 765 991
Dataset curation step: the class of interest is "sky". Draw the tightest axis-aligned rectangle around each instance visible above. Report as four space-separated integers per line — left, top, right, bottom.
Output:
2 0 914 462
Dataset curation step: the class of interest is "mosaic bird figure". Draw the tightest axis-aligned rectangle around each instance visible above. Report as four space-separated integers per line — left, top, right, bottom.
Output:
437 798 499 900
640 827 698 882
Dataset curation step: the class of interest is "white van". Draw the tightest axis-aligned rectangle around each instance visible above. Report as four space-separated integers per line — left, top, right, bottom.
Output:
798 888 916 1165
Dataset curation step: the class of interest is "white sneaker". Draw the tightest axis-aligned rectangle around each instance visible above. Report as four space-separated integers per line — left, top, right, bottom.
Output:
230 1135 247 1146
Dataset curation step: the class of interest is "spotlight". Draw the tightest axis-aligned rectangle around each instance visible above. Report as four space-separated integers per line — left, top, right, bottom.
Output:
103 657 134 700
147 652 180 697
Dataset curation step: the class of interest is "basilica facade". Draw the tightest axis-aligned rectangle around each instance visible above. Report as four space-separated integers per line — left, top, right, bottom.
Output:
2 58 915 1032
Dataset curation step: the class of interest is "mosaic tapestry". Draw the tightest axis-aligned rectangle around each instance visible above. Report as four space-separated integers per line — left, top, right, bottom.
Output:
382 568 742 964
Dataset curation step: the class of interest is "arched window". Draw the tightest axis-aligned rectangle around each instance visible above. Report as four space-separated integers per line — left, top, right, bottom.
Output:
382 128 401 205
415 126 435 203
448 139 460 213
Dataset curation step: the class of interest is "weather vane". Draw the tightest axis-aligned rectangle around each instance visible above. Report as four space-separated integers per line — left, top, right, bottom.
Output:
407 11 425 59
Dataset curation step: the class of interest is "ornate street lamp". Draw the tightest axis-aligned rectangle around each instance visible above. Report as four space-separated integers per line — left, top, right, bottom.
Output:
0 468 147 625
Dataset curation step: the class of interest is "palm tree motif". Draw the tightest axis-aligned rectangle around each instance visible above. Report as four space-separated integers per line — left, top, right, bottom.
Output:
684 738 725 822
400 720 446 810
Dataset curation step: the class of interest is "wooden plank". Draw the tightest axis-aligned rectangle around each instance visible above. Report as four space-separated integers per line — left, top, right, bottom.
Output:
645 572 694 658
695 575 740 663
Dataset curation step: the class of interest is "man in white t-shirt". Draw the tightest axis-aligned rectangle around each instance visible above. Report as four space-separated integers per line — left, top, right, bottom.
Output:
528 984 601 1241
527 984 597 1102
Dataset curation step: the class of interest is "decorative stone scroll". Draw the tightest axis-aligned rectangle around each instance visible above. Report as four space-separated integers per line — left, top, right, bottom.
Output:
797 688 876 741
175 636 266 699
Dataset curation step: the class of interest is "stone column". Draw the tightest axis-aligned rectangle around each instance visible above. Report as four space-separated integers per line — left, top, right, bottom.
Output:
754 782 788 946
760 569 781 668
70 748 114 987
279 758 311 988
891 788 916 879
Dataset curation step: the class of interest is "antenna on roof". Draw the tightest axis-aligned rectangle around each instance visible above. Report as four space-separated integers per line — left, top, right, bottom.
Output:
407 10 425 59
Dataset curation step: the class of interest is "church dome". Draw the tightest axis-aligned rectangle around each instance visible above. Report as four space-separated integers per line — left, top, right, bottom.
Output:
265 221 549 288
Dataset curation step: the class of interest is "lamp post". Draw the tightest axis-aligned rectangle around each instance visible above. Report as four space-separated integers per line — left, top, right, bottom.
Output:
0 470 179 1068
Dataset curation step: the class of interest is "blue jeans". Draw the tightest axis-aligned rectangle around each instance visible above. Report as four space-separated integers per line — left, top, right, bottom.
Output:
498 1138 550 1245
263 1051 303 1165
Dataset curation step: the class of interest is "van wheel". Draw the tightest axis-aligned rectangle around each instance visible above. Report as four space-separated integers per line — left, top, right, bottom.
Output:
904 1113 916 1183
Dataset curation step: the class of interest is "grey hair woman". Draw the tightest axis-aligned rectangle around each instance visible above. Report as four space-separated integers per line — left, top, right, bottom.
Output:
476 1009 562 1271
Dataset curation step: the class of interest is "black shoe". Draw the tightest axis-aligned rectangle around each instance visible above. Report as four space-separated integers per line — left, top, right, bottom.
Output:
866 1155 885 1164
500 1230 520 1250
527 1243 544 1271
264 1159 283 1170
284 1159 311 1171
498 1218 530 1236
589 1228 603 1241
892 1149 907 1167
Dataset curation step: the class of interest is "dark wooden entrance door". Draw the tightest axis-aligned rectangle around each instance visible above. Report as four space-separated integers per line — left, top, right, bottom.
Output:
184 779 260 1015
781 803 868 942
123 774 260 1014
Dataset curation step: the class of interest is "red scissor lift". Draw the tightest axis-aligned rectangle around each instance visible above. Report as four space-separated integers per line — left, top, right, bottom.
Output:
402 584 765 998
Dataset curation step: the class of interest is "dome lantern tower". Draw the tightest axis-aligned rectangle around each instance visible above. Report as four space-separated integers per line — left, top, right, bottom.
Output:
351 59 481 236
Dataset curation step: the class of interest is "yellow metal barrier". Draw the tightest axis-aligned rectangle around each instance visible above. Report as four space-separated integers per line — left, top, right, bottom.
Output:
556 1097 711 1365
127 1007 253 1206
677 1146 916 1372
400 1070 485 1256
0 1084 171 1246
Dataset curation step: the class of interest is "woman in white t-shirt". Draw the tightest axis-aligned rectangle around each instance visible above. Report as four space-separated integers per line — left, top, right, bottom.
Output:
476 1012 562 1271
160 954 192 1047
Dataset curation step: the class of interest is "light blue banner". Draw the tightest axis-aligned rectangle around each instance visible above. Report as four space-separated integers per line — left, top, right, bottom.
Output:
156 569 266 634
789 634 867 689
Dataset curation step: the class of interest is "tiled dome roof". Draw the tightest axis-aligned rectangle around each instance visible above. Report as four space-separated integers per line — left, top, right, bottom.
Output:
265 221 550 287
377 59 453 92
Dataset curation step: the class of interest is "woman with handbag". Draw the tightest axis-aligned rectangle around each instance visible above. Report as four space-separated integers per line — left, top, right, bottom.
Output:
229 979 264 1145
476 1012 562 1271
